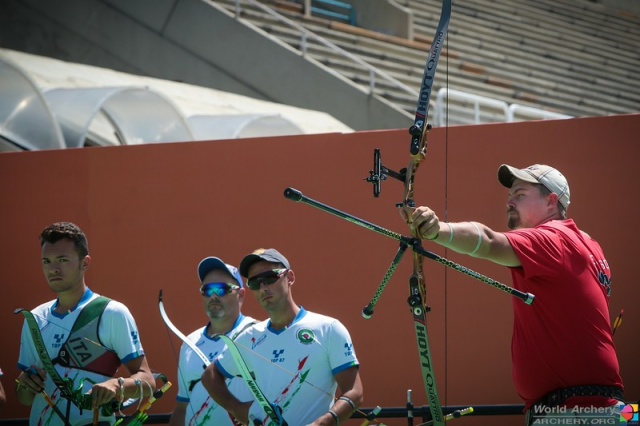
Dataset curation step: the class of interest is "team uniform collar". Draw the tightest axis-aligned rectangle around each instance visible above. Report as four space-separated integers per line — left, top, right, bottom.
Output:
203 313 247 340
267 307 307 334
51 288 95 318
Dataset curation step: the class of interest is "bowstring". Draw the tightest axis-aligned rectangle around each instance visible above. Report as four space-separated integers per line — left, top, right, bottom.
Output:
443 13 450 415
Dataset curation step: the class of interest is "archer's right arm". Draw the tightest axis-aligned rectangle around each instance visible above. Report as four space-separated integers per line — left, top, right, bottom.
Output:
201 362 252 425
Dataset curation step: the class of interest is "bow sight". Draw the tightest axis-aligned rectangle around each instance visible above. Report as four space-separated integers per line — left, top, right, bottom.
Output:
364 124 433 200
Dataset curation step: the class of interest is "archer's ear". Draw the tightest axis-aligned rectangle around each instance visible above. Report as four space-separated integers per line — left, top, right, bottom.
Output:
237 287 246 303
81 255 92 270
286 269 295 286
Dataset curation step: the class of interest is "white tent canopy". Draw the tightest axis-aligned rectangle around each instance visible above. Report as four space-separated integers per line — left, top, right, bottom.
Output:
0 55 65 150
43 87 194 147
0 49 352 150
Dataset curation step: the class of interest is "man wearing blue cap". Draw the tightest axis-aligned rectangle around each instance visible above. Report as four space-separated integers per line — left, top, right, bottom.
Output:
403 164 623 425
169 256 257 426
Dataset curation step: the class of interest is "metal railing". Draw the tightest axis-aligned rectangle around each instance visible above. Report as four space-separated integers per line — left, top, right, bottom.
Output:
507 103 573 122
223 0 574 127
434 88 573 126
228 0 418 96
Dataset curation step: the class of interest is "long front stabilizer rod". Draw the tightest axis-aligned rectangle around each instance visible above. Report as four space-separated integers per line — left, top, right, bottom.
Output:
284 187 534 305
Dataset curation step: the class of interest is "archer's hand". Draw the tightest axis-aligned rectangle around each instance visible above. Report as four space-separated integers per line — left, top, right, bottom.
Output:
400 206 441 240
89 378 119 409
17 366 46 393
231 400 254 425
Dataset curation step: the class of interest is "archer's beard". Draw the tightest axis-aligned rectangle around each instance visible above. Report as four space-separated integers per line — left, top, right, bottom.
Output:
206 304 225 319
507 211 521 230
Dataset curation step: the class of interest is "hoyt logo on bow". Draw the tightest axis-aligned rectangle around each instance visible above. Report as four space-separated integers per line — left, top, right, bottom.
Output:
283 0 530 423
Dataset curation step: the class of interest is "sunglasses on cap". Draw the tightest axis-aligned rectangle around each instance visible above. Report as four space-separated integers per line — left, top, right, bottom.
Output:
246 268 288 291
200 282 240 298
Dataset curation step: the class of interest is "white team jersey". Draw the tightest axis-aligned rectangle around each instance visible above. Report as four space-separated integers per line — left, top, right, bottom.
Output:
215 308 359 425
176 314 257 425
18 290 145 426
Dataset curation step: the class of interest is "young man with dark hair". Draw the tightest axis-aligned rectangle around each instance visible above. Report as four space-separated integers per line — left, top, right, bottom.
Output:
16 222 156 425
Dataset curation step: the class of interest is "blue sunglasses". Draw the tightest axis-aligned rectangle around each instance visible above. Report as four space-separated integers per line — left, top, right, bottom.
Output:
200 282 239 298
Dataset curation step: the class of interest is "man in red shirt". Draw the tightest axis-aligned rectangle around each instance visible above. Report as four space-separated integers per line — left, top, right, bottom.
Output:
402 164 624 425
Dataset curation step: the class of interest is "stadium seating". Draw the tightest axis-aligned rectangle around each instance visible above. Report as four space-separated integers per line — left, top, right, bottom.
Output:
212 0 639 123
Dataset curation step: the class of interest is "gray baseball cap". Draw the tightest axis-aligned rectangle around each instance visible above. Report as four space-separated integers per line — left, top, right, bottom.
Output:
498 164 570 209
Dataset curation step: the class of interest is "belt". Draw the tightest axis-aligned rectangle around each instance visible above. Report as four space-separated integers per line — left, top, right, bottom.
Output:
536 385 624 407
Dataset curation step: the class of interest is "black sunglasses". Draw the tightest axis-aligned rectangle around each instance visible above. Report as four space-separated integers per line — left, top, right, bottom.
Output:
246 268 288 290
200 282 239 298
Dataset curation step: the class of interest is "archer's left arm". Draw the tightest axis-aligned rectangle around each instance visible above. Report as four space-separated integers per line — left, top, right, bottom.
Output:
88 355 156 409
90 302 157 408
121 354 157 398
310 366 363 426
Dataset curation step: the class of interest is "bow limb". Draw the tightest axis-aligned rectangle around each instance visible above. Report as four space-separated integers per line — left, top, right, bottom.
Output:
402 1 452 425
158 289 211 367
158 290 231 425
403 0 452 210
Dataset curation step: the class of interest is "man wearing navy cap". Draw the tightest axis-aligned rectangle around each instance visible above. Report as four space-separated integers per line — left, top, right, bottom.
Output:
169 256 257 426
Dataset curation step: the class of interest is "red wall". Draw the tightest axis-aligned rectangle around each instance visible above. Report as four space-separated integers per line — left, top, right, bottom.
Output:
0 114 638 425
